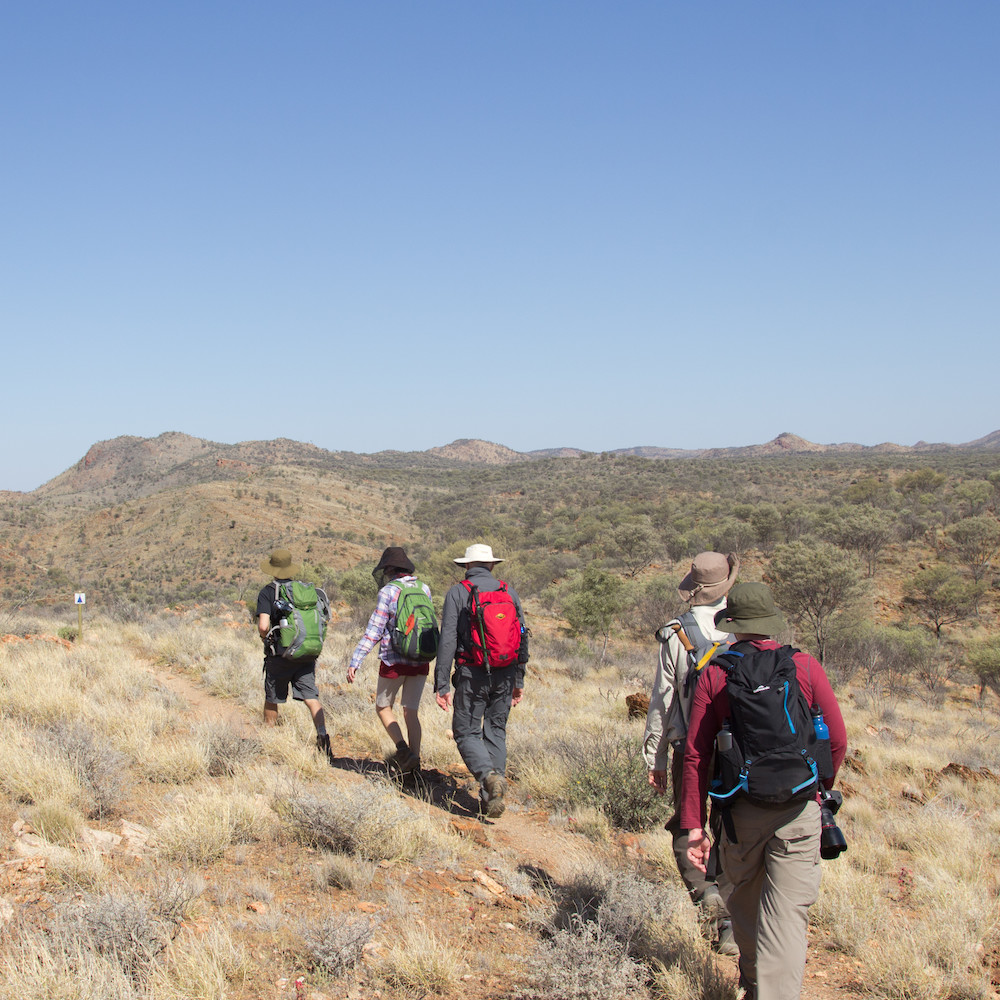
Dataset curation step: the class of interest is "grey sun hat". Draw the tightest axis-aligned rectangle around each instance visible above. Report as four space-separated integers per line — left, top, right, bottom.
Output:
678 552 740 605
261 549 302 579
453 543 503 565
714 582 786 635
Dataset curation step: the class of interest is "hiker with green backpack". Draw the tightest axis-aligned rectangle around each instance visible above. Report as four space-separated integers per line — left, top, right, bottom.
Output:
347 547 439 774
257 549 334 761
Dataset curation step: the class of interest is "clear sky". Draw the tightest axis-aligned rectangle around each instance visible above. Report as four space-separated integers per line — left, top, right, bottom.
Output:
2 2 998 492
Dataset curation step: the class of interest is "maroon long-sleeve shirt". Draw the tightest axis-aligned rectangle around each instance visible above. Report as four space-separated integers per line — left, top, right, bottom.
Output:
680 639 847 831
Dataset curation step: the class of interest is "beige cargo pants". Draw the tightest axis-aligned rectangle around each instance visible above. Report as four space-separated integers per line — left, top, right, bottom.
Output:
719 797 821 1000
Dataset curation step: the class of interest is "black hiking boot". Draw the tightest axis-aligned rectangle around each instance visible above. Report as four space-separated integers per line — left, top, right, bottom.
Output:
316 733 333 763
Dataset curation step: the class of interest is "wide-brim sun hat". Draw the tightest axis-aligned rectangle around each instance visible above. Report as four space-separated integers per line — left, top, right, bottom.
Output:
261 548 302 579
714 582 786 635
678 552 740 605
453 543 503 565
372 546 415 580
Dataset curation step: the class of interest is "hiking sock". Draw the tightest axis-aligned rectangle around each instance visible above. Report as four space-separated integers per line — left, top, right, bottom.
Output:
395 740 409 753
316 727 328 737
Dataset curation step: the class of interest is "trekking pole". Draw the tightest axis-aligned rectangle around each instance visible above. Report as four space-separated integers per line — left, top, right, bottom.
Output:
471 587 492 671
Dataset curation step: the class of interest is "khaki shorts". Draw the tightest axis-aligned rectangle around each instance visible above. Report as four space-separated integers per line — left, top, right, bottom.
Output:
375 674 426 711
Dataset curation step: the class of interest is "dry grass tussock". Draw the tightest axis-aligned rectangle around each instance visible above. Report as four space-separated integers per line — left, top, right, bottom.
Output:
1 608 999 998
274 776 456 865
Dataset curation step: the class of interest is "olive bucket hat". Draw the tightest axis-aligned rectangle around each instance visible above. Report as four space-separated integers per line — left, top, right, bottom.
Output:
714 582 786 635
261 549 302 579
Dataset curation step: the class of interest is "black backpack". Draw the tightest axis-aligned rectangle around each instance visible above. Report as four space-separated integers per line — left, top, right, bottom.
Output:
709 643 819 808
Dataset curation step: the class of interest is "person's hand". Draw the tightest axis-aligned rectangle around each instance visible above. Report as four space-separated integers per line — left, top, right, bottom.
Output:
511 687 523 707
347 666 357 684
648 769 668 795
686 828 711 873
436 691 453 711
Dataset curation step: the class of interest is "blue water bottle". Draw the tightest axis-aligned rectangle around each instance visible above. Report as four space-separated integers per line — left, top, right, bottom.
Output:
811 704 834 780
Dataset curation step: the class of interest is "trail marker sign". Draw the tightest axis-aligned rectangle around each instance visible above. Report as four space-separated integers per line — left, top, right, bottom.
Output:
75 593 86 604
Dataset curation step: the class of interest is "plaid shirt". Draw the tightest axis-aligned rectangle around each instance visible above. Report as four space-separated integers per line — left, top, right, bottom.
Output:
348 576 433 674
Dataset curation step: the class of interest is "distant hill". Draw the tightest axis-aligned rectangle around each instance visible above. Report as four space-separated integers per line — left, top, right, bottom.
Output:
28 429 1000 506
1 427 998 611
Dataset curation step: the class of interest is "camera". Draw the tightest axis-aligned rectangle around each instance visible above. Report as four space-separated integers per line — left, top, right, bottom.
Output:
273 597 294 621
819 789 847 859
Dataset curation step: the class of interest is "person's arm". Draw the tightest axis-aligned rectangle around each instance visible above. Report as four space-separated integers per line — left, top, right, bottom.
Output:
507 582 527 698
348 587 394 681
258 613 270 641
434 585 462 703
681 665 723 832
644 630 680 791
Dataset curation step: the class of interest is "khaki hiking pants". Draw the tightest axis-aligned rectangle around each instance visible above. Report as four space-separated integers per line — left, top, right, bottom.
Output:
720 797 821 1000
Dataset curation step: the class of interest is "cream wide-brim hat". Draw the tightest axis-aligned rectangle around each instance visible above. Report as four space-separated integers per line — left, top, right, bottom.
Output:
453 543 504 565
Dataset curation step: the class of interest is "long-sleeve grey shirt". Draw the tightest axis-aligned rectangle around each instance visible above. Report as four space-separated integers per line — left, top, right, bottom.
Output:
434 565 526 695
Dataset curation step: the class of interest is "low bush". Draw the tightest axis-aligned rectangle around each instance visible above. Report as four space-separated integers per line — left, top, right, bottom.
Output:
299 913 376 975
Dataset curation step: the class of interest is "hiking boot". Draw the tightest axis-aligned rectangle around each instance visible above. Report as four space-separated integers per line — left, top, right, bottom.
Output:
397 748 420 774
715 919 739 957
316 733 333 763
483 771 507 818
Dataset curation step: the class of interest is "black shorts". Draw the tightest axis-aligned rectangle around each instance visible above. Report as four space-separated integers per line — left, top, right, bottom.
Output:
263 655 319 703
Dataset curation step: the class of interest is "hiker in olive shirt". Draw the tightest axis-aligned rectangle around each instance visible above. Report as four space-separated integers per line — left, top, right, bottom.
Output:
256 549 333 761
435 544 527 818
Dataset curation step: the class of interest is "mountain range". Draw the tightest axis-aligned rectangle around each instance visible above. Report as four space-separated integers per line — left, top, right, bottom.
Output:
18 428 1000 505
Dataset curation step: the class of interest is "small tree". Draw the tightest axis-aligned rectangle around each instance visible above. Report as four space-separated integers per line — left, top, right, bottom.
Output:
766 540 868 663
828 506 897 578
563 568 627 662
750 503 782 556
903 565 981 639
967 638 1000 701
610 519 658 580
947 515 1000 584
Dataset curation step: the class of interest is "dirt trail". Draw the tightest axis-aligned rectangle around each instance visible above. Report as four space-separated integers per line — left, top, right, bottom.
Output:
154 665 258 736
144 660 862 1000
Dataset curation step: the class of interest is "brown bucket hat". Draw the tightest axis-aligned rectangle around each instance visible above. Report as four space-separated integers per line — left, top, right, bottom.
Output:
714 582 786 635
372 546 415 581
677 551 740 605
261 548 302 579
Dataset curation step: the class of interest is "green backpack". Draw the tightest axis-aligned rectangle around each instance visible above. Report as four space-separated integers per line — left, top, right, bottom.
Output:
390 579 439 663
272 581 330 660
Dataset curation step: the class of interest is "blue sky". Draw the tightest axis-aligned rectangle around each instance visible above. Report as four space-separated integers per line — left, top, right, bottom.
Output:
2 2 997 492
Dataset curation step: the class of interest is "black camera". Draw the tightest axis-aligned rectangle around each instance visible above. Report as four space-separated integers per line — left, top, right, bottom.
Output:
819 789 847 859
273 598 294 620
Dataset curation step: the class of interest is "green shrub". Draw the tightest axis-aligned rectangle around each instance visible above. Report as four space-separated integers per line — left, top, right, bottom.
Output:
555 730 669 832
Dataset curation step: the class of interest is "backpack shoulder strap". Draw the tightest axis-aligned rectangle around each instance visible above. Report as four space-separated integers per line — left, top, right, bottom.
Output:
678 611 711 650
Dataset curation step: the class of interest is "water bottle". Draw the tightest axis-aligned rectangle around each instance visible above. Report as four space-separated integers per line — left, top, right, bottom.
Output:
716 721 733 753
811 704 834 780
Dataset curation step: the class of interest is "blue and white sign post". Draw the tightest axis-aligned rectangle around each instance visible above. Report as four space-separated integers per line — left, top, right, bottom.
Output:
75 593 85 640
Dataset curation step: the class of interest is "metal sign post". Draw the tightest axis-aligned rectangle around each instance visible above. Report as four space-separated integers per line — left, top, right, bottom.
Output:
75 593 85 640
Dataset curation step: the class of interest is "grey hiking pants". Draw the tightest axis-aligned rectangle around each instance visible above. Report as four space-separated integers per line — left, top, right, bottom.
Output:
721 797 821 1000
451 663 515 791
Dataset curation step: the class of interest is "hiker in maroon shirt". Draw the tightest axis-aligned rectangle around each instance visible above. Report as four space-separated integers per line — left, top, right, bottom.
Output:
682 582 846 1000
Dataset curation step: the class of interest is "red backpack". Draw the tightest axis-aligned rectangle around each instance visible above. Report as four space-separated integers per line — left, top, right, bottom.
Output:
458 580 522 668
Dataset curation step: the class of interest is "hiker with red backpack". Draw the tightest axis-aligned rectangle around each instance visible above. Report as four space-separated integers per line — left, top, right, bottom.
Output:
643 551 740 956
683 582 847 1000
347 547 439 774
434 543 528 818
